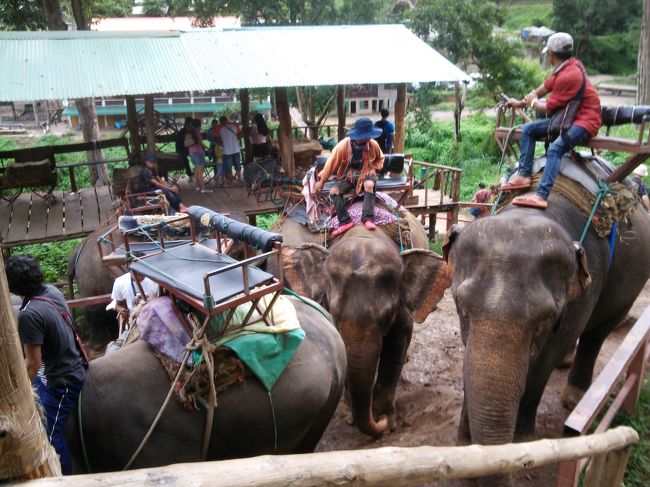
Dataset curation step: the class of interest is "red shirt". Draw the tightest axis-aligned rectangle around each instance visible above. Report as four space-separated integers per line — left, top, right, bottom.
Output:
543 58 602 136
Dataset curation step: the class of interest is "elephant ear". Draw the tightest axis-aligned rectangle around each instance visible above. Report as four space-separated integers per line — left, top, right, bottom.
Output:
281 243 330 304
568 242 592 302
401 249 451 323
442 224 462 263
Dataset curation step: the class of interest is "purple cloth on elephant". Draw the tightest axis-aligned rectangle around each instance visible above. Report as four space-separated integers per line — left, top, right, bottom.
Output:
326 192 404 229
137 296 193 365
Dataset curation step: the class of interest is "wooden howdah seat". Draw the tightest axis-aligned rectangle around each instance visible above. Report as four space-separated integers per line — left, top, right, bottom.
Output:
495 104 650 183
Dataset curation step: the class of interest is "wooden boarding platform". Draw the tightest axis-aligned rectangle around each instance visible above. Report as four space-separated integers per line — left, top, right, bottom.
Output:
0 179 282 248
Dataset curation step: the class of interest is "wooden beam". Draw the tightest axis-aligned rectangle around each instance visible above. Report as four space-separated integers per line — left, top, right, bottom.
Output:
0 254 61 480
274 87 294 176
126 96 142 162
18 427 638 487
240 89 252 163
394 83 406 153
337 85 346 142
144 95 155 156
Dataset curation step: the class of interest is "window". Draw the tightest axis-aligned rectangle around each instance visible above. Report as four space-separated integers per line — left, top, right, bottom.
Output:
350 101 357 114
360 100 369 110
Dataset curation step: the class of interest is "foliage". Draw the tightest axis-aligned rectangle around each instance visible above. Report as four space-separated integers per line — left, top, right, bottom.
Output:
612 378 650 486
502 1 552 30
256 213 280 230
0 0 46 30
142 0 169 16
89 0 132 17
407 83 444 132
580 30 641 75
551 0 642 69
12 239 83 283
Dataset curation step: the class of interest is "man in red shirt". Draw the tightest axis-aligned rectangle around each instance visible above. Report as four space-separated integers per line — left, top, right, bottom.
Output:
502 32 602 209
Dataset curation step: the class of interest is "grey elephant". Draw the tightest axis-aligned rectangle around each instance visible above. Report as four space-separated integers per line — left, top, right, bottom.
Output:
275 213 449 437
65 295 346 472
443 193 650 486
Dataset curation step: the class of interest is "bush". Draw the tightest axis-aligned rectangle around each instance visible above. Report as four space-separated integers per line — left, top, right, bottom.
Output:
12 239 83 283
581 31 640 75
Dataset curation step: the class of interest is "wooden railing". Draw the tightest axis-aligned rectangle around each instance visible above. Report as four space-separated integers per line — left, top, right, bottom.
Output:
556 305 650 487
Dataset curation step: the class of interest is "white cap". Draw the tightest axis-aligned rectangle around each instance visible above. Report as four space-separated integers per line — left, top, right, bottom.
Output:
542 32 574 55
633 164 648 177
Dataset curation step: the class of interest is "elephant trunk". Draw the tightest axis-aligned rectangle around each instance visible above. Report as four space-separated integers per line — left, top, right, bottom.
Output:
343 326 387 438
464 320 530 446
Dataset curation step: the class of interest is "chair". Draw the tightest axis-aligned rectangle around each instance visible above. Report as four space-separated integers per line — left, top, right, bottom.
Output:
0 151 57 203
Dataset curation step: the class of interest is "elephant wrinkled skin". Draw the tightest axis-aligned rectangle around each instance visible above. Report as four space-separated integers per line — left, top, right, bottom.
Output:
275 213 449 437
444 193 650 487
65 295 346 472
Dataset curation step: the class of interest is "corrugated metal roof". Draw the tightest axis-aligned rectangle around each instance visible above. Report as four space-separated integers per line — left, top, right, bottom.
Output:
0 24 469 102
61 101 271 117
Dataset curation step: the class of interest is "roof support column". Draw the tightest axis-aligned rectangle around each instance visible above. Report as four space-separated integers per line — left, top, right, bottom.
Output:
337 85 346 142
394 83 406 153
275 87 294 176
126 96 141 163
144 94 155 155
240 89 252 163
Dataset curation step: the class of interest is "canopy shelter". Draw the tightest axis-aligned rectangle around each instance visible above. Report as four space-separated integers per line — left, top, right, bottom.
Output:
0 24 469 173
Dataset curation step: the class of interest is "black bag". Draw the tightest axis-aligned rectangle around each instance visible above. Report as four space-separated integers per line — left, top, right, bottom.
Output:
547 66 586 140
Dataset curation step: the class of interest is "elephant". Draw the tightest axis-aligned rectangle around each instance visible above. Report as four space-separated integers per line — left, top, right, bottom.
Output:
443 192 650 486
65 294 346 472
274 212 449 437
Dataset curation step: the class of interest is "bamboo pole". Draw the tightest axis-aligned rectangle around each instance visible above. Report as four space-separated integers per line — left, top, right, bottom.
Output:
0 254 61 480
394 83 406 153
274 87 294 176
18 427 637 487
337 85 346 142
144 95 155 156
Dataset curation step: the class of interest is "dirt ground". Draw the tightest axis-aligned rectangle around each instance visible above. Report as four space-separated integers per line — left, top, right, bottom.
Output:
315 272 650 486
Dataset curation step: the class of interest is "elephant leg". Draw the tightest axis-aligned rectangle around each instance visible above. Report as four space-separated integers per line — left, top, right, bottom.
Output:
563 308 629 409
372 311 413 431
457 394 471 445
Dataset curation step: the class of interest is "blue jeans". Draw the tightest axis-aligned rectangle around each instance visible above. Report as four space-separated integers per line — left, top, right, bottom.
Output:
517 119 590 199
222 152 241 176
35 376 83 475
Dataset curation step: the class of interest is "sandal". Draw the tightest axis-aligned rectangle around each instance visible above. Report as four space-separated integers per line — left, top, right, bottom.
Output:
331 221 355 238
501 180 532 191
512 195 548 209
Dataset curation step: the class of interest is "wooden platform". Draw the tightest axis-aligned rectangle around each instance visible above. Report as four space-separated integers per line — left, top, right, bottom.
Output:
0 179 284 248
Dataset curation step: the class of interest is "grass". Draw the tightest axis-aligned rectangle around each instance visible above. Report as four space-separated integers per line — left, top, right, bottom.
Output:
503 1 553 30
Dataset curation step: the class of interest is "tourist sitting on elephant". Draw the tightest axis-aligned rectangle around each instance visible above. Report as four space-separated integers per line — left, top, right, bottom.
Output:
106 271 159 332
313 118 385 237
5 255 87 475
138 154 189 213
503 32 602 209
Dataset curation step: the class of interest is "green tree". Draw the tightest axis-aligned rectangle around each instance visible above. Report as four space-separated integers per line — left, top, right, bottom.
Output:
551 0 641 73
0 0 46 30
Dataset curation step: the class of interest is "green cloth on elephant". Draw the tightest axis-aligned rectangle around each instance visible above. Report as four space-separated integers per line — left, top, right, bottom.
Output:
193 294 305 391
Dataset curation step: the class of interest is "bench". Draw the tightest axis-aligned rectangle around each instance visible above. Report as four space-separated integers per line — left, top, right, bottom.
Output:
0 146 57 203
597 83 637 97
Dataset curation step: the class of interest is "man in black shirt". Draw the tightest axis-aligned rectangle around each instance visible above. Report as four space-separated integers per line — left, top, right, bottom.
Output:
5 255 87 474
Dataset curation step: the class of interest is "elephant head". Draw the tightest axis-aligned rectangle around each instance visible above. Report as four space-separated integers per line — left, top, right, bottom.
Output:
281 228 449 437
443 214 591 486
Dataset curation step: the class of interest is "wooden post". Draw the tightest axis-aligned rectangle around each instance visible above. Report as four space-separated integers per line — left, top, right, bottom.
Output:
394 83 406 153
144 95 155 156
274 87 294 176
126 96 142 163
584 447 632 487
0 254 61 480
337 85 346 142
240 89 252 163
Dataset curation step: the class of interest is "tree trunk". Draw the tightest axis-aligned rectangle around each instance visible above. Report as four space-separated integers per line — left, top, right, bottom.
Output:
0 254 62 480
454 82 464 143
638 0 650 105
126 96 142 162
240 89 252 162
274 87 294 176
75 99 109 186
394 84 407 153
40 0 67 30
337 85 346 142
144 95 156 156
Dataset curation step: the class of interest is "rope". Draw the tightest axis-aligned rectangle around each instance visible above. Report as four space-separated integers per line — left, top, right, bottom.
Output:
123 314 212 470
77 389 92 473
282 287 330 321
578 179 615 245
267 391 278 452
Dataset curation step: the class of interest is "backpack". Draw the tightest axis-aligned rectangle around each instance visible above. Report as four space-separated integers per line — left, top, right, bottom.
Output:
374 119 388 151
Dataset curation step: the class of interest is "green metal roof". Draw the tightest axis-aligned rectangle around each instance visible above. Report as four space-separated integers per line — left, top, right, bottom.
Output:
61 102 271 117
0 25 469 102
